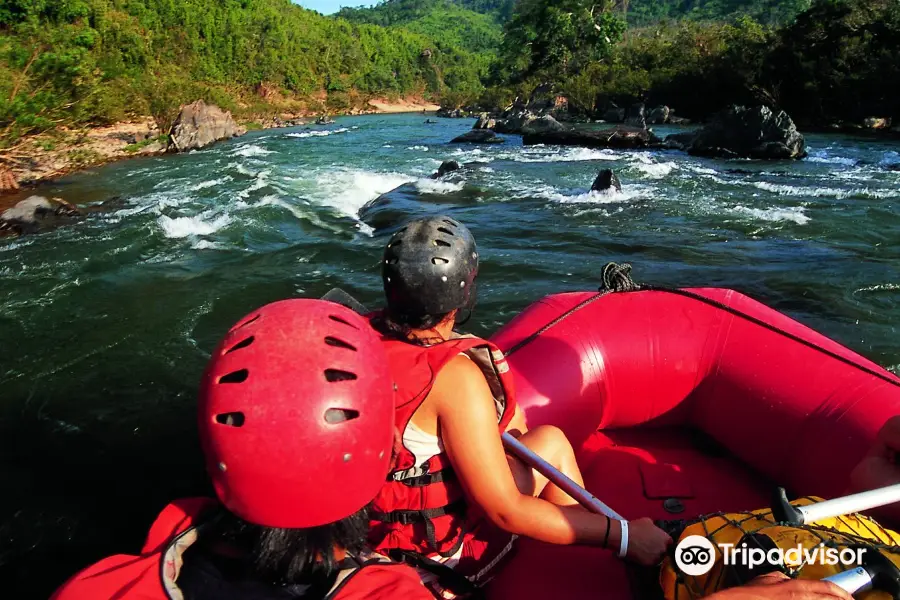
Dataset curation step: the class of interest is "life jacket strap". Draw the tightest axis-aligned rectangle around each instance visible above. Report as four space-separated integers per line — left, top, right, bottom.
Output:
388 549 484 599
371 498 469 559
370 498 466 526
396 468 455 488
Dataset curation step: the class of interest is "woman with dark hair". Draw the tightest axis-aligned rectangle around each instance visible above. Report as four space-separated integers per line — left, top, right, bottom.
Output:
366 216 672 597
51 299 433 600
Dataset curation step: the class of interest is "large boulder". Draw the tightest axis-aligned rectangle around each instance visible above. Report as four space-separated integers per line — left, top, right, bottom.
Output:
624 103 647 129
431 160 461 179
661 131 698 151
591 169 622 193
521 115 566 135
474 113 497 130
686 105 806 160
601 106 626 123
450 130 505 144
168 100 246 152
493 111 538 134
1 195 80 235
523 125 656 149
647 105 670 125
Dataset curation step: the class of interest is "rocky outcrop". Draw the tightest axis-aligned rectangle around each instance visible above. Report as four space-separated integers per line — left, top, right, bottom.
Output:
431 160 461 179
523 126 657 149
1 196 80 236
492 111 538 134
601 106 626 123
425 119 438 124
661 131 698 151
863 117 892 130
624 103 647 129
168 100 246 152
437 107 477 119
450 130 505 144
591 169 622 193
683 105 806 160
521 115 565 135
315 116 336 125
474 113 497 130
647 106 670 125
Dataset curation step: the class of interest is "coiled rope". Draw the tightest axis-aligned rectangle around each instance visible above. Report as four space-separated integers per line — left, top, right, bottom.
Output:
502 262 900 390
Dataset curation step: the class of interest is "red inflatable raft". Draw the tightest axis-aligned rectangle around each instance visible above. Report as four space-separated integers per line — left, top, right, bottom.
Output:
484 287 900 600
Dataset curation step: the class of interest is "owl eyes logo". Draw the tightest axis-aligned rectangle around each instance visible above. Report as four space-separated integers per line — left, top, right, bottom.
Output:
675 536 717 576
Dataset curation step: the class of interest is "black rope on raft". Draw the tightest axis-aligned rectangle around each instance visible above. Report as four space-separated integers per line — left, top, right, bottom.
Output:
502 263 900 389
502 262 638 358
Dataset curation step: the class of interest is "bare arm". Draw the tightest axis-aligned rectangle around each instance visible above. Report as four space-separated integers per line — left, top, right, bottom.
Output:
434 356 618 546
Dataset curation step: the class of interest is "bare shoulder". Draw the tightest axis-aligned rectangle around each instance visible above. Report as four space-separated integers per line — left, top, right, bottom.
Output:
431 353 495 414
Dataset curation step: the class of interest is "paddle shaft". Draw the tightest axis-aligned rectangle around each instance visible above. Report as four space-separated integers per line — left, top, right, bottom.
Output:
799 484 900 524
501 432 625 520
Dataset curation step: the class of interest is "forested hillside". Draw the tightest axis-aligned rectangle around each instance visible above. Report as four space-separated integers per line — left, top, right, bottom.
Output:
625 0 812 25
0 0 485 147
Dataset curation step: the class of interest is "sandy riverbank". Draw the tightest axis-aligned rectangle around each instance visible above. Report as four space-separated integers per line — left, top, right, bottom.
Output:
0 99 443 207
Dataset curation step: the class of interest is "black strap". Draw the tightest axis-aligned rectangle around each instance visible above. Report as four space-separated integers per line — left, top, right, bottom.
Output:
371 498 468 559
397 469 455 487
389 549 484 599
370 498 466 526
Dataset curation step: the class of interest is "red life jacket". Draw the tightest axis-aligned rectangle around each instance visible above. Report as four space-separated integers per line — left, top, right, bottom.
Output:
367 328 518 559
51 498 433 600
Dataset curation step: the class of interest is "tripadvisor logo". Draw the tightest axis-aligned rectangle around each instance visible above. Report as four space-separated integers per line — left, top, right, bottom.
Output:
674 535 867 577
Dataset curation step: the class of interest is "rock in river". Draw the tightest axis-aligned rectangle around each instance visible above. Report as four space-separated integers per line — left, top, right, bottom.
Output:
450 130 505 144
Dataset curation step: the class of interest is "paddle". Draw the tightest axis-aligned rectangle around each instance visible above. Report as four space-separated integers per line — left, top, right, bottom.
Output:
773 484 900 526
501 431 625 520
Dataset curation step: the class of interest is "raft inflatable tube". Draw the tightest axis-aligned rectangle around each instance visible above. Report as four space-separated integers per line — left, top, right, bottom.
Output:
484 287 900 600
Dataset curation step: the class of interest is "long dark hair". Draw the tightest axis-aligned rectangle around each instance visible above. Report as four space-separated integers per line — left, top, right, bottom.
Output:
203 505 371 588
371 308 453 346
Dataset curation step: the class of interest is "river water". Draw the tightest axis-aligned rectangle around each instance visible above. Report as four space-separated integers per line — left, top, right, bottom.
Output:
2 113 899 596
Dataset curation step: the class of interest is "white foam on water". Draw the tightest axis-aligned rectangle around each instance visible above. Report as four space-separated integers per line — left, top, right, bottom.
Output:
227 161 259 177
287 128 349 139
855 283 900 293
730 205 810 225
192 240 224 250
310 169 413 216
383 144 393 148
237 171 273 200
191 176 233 191
684 165 718 175
407 145 429 151
232 144 274 157
629 155 677 178
415 179 465 194
879 151 900 165
527 182 652 205
753 181 900 199
158 213 232 238
806 150 857 166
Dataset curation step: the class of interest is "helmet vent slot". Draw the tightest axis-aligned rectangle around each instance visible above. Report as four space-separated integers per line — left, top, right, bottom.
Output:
437 227 454 236
324 408 360 424
442 219 457 227
234 314 260 330
218 369 249 384
434 240 451 248
325 336 357 351
215 412 245 427
225 336 254 354
325 369 358 382
329 315 360 329
432 257 450 265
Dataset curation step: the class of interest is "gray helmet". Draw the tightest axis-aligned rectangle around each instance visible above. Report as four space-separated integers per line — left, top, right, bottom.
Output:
382 216 478 317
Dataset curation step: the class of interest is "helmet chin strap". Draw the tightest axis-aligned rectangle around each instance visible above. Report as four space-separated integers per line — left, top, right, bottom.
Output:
456 308 473 327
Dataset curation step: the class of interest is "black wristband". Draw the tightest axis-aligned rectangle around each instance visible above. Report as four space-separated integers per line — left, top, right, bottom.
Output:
602 515 611 548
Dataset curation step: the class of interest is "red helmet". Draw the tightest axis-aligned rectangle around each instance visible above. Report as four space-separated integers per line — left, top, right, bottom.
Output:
198 299 395 529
